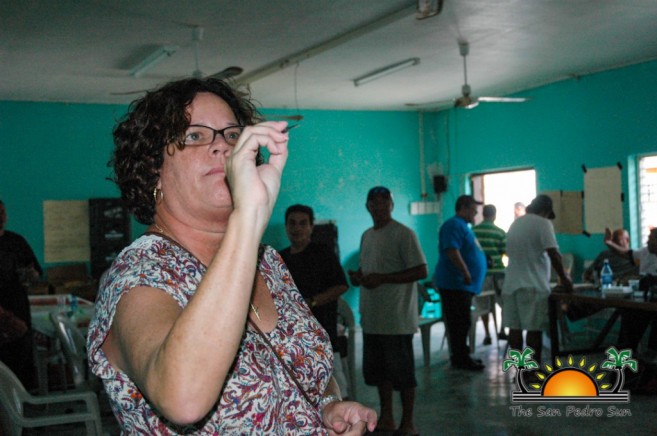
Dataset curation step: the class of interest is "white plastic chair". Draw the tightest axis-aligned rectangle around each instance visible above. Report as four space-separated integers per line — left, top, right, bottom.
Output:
0 360 103 435
50 311 100 391
336 298 357 401
469 290 498 353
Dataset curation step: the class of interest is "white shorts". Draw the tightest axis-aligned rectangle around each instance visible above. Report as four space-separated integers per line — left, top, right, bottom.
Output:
502 287 549 331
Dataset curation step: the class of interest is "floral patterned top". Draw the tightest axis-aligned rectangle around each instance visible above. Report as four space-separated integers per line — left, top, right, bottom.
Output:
87 234 333 435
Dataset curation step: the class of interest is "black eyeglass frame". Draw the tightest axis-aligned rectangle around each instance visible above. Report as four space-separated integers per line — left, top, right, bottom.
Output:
184 124 245 147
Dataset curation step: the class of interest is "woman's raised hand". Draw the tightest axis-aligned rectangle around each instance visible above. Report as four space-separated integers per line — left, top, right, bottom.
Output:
225 121 289 220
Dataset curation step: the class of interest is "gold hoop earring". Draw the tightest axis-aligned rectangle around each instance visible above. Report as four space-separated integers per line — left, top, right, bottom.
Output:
153 187 163 204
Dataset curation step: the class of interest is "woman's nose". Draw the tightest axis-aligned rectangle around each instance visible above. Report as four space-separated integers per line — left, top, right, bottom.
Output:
209 139 232 157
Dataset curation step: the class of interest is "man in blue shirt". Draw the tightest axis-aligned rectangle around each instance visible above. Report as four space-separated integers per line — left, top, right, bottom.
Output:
435 195 487 370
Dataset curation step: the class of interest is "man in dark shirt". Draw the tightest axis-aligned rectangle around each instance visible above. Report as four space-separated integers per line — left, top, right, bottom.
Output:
279 204 349 393
0 200 42 283
0 200 41 389
583 228 638 283
280 204 348 345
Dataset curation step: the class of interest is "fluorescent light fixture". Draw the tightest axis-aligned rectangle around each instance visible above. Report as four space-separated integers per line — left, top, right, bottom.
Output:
130 45 178 78
353 57 420 87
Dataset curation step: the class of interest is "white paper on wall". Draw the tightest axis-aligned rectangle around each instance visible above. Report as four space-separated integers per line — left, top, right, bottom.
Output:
584 167 623 233
43 200 90 263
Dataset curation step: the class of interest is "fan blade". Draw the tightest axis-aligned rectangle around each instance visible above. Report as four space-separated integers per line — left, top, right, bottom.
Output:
110 89 150 96
207 66 243 80
478 96 530 103
405 99 455 110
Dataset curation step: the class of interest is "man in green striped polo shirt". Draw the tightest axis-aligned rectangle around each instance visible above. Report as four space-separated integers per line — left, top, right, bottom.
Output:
472 204 506 344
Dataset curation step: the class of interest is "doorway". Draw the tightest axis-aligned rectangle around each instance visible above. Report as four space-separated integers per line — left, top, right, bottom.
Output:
471 169 536 231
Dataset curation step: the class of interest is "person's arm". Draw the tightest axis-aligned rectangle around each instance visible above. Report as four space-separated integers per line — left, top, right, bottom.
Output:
446 247 472 284
582 263 595 283
583 253 604 283
102 122 290 425
604 227 632 258
309 284 348 307
347 268 363 287
547 247 573 292
359 264 428 289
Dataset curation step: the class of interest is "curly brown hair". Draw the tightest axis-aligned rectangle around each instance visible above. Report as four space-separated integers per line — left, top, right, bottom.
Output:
110 77 263 224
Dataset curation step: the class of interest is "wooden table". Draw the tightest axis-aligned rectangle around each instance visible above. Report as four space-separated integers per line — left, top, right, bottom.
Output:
548 287 657 358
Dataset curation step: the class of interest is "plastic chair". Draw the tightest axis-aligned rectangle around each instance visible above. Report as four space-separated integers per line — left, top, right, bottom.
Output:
0 360 103 435
336 298 357 401
32 329 68 395
469 290 498 353
418 282 447 367
49 311 100 392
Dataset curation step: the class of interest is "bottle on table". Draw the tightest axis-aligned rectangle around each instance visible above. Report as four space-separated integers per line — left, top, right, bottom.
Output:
600 259 613 289
68 295 82 320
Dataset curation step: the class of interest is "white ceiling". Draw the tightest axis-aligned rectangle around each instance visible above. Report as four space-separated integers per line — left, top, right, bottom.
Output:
2 0 657 111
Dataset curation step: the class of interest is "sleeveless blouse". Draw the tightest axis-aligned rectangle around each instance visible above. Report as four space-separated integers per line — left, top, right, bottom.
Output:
87 234 333 434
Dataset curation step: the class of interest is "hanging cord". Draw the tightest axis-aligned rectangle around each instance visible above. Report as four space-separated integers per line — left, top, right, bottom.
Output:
192 26 203 78
294 62 301 113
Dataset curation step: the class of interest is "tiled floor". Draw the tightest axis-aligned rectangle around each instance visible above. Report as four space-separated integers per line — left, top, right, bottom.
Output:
23 317 657 435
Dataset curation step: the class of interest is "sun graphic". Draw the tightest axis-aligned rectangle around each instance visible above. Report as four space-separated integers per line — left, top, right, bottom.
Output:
528 355 611 395
543 369 598 396
505 346 636 403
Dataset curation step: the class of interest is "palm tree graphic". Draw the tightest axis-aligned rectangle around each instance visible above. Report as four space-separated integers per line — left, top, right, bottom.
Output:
503 347 539 393
601 346 638 393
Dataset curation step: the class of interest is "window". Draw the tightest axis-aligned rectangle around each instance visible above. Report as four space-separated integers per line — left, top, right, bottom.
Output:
638 155 657 245
470 169 536 232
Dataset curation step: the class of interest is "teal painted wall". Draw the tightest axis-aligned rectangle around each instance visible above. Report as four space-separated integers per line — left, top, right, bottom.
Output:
0 102 440 310
1 59 655 310
433 60 657 278
261 109 441 306
0 102 127 267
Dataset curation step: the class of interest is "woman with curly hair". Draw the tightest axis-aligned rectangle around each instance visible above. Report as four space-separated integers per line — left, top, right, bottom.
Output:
87 78 376 435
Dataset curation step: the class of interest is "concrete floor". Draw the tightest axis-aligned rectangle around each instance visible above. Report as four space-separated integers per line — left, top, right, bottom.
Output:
356 320 657 436
24 317 657 435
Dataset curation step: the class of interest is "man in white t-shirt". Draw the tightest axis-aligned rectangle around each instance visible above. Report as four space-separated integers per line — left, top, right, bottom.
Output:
348 186 427 436
503 195 572 364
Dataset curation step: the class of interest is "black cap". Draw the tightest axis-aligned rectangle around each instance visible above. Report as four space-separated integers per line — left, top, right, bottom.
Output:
526 194 556 219
455 195 483 211
367 186 392 201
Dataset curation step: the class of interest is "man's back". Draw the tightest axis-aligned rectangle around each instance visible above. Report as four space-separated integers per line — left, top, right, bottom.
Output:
504 214 557 293
472 221 505 272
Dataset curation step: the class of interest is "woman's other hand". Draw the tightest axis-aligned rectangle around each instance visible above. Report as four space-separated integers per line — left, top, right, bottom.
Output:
322 401 377 435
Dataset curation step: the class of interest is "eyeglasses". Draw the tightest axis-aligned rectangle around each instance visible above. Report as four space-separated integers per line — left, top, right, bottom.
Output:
183 124 244 147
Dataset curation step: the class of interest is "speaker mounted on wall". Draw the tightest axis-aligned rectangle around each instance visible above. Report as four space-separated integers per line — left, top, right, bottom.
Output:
433 175 448 194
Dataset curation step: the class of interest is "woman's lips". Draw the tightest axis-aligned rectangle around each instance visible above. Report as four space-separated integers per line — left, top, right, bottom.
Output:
206 167 225 176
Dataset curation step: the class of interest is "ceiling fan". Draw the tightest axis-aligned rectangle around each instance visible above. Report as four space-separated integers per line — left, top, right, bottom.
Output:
406 40 530 110
112 26 243 96
188 27 242 81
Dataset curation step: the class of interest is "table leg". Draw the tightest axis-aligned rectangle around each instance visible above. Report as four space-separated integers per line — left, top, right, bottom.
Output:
591 309 621 349
548 295 560 360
